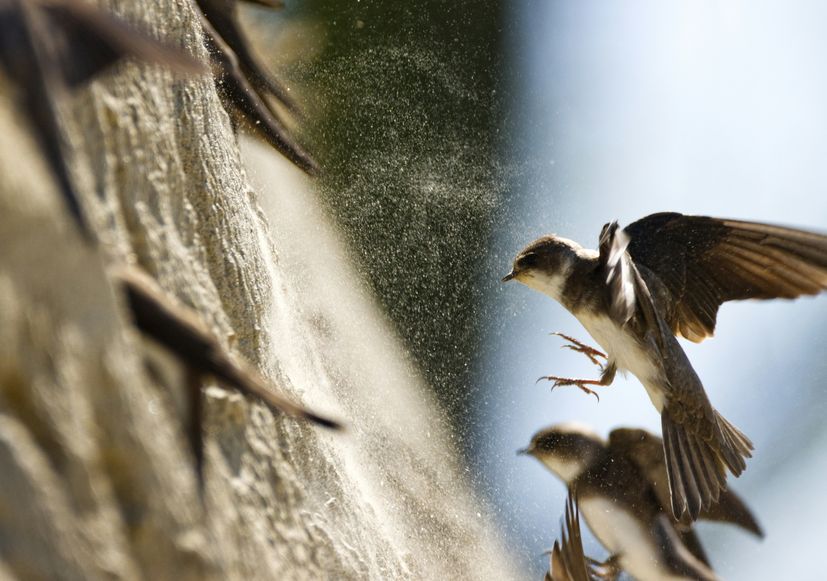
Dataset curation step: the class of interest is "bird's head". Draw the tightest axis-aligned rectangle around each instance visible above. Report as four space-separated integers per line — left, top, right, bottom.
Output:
502 235 583 301
518 423 605 484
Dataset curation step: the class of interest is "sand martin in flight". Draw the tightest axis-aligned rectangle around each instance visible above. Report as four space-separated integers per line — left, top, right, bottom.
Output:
504 213 827 520
522 424 764 580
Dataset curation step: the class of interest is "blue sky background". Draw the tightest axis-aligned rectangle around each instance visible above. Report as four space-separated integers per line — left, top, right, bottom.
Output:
472 2 827 578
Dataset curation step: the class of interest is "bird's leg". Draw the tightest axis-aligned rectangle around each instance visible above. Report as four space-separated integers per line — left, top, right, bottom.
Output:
551 332 607 367
588 554 622 581
539 361 617 402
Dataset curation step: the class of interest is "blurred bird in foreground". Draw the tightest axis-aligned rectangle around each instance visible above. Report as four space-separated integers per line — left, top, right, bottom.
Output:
522 424 764 581
196 0 319 174
112 266 341 487
196 0 297 111
0 0 204 236
504 212 827 521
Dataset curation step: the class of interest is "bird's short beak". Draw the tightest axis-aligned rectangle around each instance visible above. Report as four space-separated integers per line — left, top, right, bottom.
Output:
516 447 530 456
501 270 516 283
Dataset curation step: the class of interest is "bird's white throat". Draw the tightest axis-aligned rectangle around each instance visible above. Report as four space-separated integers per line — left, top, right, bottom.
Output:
518 262 572 303
538 455 586 484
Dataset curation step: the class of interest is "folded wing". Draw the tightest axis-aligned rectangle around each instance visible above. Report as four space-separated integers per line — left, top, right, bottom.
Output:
609 428 763 538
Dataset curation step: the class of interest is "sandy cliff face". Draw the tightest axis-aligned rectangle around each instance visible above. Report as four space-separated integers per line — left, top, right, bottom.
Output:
0 2 520 579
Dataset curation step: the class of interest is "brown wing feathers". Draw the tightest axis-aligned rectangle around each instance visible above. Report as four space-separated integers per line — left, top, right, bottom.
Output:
625 213 827 342
609 427 763 536
599 427 762 574
716 220 827 297
548 491 594 581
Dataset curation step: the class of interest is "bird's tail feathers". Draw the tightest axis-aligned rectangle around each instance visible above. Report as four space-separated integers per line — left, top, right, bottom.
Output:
715 412 753 475
662 407 752 523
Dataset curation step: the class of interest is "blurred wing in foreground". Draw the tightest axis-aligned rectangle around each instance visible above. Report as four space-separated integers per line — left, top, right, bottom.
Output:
0 0 204 236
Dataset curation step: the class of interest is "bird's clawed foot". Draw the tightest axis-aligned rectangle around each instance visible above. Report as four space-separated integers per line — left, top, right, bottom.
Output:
551 332 607 368
540 333 615 402
537 375 603 402
588 554 622 581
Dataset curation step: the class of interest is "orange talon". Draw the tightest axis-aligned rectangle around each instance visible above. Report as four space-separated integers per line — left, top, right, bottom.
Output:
551 332 607 367
539 375 603 402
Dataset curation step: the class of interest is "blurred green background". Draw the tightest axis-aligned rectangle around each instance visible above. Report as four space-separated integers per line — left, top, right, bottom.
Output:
267 0 513 435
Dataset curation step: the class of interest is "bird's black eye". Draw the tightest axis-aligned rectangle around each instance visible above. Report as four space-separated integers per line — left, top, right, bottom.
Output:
534 433 557 452
517 253 538 269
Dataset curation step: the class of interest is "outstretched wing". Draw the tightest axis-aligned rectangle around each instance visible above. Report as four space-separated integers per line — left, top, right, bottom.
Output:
608 428 763 538
624 212 827 342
